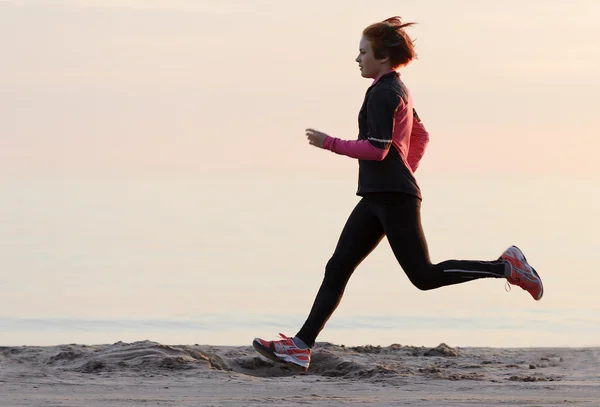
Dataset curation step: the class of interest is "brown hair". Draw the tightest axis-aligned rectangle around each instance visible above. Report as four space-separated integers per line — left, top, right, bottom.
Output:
362 16 417 68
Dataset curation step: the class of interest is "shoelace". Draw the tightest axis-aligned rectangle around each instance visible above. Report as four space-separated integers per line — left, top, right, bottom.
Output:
276 333 307 352
506 278 531 293
272 333 296 352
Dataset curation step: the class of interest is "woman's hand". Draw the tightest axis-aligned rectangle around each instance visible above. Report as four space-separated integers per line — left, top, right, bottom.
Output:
305 128 329 149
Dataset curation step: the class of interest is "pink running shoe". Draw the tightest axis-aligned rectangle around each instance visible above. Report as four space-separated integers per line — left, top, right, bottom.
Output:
501 245 544 301
252 333 311 370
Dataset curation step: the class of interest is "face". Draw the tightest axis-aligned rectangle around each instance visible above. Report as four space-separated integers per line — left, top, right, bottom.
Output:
355 36 389 79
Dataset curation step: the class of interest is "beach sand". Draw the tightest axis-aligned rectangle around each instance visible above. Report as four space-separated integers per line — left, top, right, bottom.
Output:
1 340 599 406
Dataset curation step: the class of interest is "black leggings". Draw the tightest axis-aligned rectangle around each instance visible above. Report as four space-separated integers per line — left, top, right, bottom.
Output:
295 193 507 348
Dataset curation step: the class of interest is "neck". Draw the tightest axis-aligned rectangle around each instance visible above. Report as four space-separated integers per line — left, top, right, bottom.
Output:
372 68 395 82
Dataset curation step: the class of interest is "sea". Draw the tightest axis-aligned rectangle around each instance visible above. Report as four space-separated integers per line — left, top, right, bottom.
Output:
1 173 599 348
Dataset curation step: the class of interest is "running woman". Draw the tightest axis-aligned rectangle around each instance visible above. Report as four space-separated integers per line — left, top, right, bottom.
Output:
252 16 543 371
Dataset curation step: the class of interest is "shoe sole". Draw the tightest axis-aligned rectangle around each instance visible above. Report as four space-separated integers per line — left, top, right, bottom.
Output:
512 245 544 301
252 340 309 372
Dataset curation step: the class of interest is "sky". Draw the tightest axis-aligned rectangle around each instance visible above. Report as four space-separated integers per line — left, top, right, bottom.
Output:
3 0 600 179
1 0 600 347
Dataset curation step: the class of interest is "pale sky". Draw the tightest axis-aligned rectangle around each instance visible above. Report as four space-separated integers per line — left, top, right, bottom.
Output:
2 0 600 347
3 0 600 178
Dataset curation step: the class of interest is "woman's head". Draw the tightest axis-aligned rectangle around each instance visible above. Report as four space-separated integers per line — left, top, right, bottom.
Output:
356 16 417 79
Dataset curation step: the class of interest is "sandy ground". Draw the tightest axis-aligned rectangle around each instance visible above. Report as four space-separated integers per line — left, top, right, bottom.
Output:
1 340 599 406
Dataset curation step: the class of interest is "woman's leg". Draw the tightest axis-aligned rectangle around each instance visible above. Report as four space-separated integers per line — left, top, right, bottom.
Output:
295 199 385 348
378 196 508 290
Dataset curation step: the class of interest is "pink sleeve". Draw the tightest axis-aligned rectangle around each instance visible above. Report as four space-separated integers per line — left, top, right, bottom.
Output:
407 117 430 172
322 136 388 161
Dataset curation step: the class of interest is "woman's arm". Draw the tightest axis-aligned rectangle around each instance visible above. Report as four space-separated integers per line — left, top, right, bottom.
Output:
321 136 388 161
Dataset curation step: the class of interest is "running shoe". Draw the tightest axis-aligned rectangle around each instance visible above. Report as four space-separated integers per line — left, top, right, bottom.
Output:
252 333 311 370
501 245 544 301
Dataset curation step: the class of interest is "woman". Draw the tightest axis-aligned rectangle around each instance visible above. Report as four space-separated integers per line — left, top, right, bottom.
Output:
252 16 543 371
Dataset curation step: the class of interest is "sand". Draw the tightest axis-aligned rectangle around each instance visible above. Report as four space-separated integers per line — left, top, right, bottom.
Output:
1 340 599 406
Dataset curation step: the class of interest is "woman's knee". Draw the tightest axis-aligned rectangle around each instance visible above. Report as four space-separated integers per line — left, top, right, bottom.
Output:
324 256 355 282
406 272 437 291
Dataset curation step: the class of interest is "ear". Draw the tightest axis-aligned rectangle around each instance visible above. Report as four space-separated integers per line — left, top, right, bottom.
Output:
378 55 390 65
